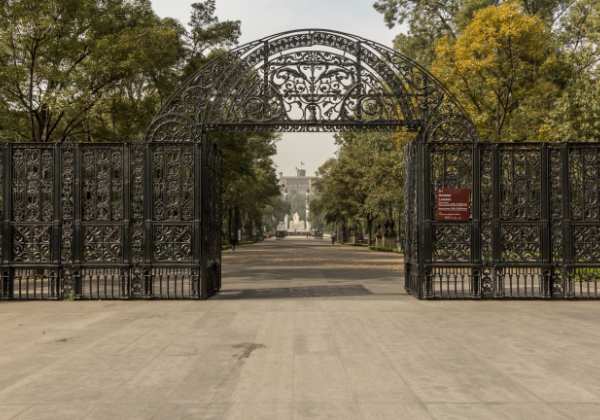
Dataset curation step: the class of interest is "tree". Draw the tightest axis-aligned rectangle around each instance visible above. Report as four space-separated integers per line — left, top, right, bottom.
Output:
539 0 600 140
0 0 185 142
374 0 574 64
183 0 241 77
0 0 245 142
431 3 564 140
218 131 282 242
310 131 410 246
262 196 291 234
374 0 462 64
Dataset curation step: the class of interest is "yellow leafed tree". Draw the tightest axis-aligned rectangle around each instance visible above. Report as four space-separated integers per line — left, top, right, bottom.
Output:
431 2 565 141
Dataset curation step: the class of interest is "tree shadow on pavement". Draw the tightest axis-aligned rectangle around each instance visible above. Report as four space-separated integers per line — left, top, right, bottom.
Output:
212 284 373 300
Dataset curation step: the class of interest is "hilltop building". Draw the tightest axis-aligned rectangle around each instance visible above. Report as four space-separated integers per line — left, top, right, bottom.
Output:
277 167 318 233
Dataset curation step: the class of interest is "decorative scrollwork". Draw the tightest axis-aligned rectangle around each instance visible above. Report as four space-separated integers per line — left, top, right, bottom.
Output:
432 224 471 262
153 225 192 262
501 224 540 262
12 147 54 222
480 267 495 296
500 148 541 220
152 146 194 222
570 148 600 221
13 225 52 263
130 145 145 264
83 225 122 262
82 148 123 222
145 29 477 139
574 226 600 263
431 145 472 191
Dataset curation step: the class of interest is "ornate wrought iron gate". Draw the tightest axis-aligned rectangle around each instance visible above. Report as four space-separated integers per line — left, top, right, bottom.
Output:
0 141 222 300
2 30 598 301
404 142 600 299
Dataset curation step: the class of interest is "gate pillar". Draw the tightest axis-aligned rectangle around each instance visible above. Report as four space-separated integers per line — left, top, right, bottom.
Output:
415 132 433 298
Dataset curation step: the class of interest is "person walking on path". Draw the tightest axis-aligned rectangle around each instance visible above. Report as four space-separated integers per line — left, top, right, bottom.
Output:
331 232 337 246
231 229 241 251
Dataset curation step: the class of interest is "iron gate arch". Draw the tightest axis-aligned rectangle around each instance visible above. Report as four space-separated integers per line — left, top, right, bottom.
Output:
142 28 478 301
1 29 598 300
146 29 477 139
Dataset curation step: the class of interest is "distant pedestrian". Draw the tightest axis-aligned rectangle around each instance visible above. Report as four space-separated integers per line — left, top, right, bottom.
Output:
331 232 337 245
231 229 241 251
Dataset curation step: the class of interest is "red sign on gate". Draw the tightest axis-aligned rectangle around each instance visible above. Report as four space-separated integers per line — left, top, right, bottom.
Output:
436 188 471 221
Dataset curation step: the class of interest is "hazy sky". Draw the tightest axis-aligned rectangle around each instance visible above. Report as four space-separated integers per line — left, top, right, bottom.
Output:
152 0 398 176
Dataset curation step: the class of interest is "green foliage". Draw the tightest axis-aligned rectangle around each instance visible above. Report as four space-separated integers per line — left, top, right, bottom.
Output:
0 0 185 141
0 0 241 142
311 131 413 242
0 0 280 243
218 131 282 239
375 0 462 64
262 196 291 233
573 268 600 283
432 3 563 140
184 0 241 77
375 0 600 142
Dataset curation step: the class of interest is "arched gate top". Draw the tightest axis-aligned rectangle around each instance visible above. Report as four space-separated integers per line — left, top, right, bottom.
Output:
146 29 478 142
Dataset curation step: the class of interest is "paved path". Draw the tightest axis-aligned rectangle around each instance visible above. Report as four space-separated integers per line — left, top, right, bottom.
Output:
1 238 600 419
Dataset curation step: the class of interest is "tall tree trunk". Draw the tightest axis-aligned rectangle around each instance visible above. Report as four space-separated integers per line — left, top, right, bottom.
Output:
367 215 374 246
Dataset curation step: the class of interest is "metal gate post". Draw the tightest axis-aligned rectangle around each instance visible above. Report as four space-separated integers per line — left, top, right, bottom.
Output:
472 143 482 297
199 133 211 299
143 143 153 297
123 144 132 297
193 139 204 299
2 144 14 298
52 144 63 298
403 143 412 293
560 144 573 296
72 144 82 296
217 149 223 292
491 145 501 295
416 133 432 298
541 144 553 297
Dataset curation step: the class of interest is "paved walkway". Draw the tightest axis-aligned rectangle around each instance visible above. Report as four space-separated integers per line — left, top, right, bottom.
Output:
1 238 600 419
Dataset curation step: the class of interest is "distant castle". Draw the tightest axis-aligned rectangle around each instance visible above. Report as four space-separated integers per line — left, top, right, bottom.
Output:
278 166 318 233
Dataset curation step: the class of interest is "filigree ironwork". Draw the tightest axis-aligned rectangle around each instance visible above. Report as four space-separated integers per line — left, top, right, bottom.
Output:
153 225 192 262
13 225 52 263
130 145 145 264
570 148 600 221
500 148 541 221
574 226 600 263
82 148 124 222
152 146 194 222
83 226 122 263
12 147 54 223
501 224 540 262
146 29 477 139
432 224 471 262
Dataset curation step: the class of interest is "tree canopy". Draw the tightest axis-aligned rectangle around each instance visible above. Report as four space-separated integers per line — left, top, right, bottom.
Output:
313 0 599 247
374 0 600 140
0 0 280 242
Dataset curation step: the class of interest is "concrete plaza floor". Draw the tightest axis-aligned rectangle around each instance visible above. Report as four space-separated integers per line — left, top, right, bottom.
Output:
1 238 600 419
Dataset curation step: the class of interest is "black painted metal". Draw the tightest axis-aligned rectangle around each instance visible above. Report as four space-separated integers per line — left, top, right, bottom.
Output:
146 29 477 141
0 142 222 300
404 142 600 299
2 30 599 301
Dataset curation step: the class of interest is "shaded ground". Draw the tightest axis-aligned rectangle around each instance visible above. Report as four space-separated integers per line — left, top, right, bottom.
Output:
0 238 599 419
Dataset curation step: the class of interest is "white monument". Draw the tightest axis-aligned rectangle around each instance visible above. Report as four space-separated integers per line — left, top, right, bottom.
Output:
288 212 305 232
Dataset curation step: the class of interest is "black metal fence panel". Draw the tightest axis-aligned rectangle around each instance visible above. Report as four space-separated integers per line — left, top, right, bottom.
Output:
405 142 600 299
0 141 221 300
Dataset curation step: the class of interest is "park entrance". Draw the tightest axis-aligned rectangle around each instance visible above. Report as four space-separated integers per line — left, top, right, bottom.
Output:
0 29 598 300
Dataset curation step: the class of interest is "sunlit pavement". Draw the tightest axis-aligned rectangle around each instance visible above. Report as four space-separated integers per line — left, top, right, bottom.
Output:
1 238 599 419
